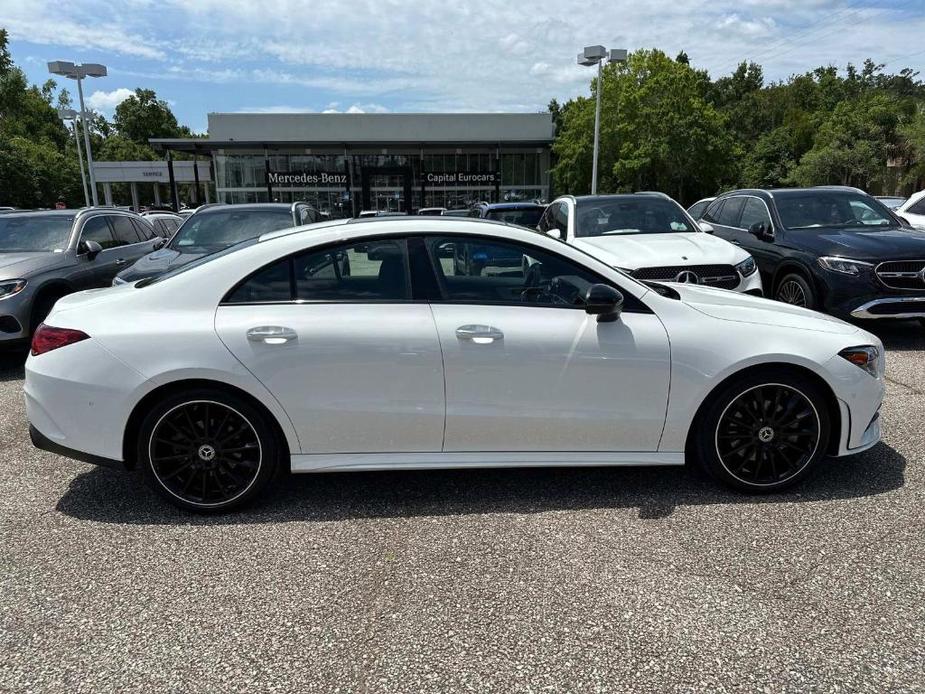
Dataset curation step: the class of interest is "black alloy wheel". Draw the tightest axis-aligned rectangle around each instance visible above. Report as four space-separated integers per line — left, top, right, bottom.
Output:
715 384 820 486
694 371 831 493
775 273 816 309
138 390 279 512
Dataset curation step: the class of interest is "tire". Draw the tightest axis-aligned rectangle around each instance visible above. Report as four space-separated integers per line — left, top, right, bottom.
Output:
136 388 280 512
775 273 816 309
693 370 831 493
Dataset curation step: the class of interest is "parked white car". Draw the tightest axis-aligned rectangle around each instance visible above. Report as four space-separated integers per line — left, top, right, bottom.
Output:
26 217 883 512
895 190 925 230
538 193 763 295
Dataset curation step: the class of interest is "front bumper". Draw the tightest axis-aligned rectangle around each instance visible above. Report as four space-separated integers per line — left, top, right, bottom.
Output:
0 289 32 343
850 297 925 319
824 350 885 456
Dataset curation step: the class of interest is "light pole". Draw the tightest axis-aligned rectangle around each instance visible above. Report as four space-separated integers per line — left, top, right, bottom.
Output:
57 108 90 207
577 46 628 195
48 61 107 206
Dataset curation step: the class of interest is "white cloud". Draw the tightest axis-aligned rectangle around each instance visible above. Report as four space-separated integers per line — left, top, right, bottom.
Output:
86 87 135 113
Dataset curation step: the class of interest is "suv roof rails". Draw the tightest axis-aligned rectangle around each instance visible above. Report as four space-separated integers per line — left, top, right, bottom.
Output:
634 191 673 200
813 185 866 194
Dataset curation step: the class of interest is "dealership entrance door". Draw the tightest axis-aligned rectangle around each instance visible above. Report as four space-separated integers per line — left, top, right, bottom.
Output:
361 167 413 214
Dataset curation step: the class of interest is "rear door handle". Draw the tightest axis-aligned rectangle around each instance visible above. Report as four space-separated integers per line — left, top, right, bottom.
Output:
247 326 298 344
455 324 504 343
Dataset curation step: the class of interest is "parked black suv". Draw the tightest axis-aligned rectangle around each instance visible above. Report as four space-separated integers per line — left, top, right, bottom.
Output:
701 186 925 321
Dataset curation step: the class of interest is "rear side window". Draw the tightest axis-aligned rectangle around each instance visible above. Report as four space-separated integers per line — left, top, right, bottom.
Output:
224 239 410 304
908 198 925 215
716 197 745 227
80 216 117 248
110 216 142 245
132 218 156 240
702 199 724 223
739 198 772 229
553 203 569 233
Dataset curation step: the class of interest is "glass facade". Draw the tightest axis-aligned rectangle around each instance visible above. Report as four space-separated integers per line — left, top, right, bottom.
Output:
213 148 550 217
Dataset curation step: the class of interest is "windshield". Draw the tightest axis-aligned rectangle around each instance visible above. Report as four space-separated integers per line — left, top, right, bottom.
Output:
777 193 895 230
575 198 693 237
485 208 545 228
0 215 74 252
169 208 293 253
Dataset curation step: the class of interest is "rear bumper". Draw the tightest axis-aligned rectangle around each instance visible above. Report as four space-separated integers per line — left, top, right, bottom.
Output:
850 297 925 319
30 424 125 470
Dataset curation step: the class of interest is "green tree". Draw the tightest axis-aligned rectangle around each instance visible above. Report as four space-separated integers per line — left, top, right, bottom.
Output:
113 88 181 144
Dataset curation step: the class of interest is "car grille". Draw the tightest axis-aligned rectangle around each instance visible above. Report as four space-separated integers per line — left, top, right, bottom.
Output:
630 264 740 289
875 260 925 291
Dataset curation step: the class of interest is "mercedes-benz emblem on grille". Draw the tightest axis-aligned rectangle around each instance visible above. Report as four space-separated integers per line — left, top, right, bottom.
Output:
674 270 700 284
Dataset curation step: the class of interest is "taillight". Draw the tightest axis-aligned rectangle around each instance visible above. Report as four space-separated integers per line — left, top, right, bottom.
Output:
31 324 90 356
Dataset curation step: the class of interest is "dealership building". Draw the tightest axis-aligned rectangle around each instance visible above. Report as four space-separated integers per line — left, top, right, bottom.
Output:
149 112 554 216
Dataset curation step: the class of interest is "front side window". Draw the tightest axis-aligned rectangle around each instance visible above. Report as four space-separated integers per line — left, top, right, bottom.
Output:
574 198 693 237
109 216 141 245
132 218 156 241
687 200 710 220
80 216 118 249
907 198 925 215
0 215 73 252
171 209 295 254
553 203 570 234
739 198 772 229
777 192 894 230
427 236 604 308
225 239 409 304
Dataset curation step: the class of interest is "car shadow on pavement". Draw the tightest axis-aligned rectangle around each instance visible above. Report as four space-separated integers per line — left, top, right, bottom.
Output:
0 350 26 382
865 321 925 352
55 441 906 526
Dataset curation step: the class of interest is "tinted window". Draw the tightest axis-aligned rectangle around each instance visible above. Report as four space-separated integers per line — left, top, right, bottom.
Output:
739 198 772 229
171 208 295 253
702 199 724 223
484 208 545 228
0 215 73 251
132 218 156 241
427 236 605 309
777 192 894 230
908 198 925 215
716 197 745 227
553 203 569 233
687 200 710 220
574 198 692 237
80 216 118 249
109 216 140 245
225 239 410 304
297 206 319 225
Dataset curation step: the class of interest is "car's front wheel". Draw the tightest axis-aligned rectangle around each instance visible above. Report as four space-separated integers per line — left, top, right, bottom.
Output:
694 371 831 493
137 389 279 512
775 273 816 309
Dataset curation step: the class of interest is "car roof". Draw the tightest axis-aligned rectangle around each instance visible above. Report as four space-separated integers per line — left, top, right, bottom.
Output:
0 209 77 218
481 202 546 210
195 203 295 215
567 193 675 204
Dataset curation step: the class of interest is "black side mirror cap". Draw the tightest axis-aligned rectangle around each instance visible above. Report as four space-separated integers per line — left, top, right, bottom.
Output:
78 239 103 259
585 283 624 322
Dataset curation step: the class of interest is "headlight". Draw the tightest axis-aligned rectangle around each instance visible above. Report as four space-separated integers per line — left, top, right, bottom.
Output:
735 257 757 276
839 345 882 378
818 257 873 275
0 279 27 300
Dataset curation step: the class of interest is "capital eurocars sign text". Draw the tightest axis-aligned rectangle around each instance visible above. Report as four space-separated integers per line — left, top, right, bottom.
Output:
425 171 498 185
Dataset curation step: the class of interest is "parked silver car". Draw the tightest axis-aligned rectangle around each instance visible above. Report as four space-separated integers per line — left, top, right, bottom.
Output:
0 208 163 347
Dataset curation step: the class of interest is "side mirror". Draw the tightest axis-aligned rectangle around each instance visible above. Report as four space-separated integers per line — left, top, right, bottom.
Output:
584 283 624 323
152 237 166 249
546 228 562 240
698 221 714 234
78 239 103 259
749 221 773 241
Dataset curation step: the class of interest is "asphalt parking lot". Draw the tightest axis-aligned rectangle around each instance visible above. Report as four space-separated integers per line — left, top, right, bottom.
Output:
1 325 923 693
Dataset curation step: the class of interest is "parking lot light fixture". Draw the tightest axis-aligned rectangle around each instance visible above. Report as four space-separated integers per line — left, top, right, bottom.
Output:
577 46 627 195
48 61 108 206
57 108 90 208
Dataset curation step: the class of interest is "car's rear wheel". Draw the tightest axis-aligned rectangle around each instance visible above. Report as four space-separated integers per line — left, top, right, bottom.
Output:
775 273 816 309
137 389 279 512
694 371 831 493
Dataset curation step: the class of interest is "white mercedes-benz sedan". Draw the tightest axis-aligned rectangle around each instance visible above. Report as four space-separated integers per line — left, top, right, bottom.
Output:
537 193 763 295
25 217 884 512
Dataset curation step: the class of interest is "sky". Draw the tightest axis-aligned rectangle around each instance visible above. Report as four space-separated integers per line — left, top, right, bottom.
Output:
4 0 925 133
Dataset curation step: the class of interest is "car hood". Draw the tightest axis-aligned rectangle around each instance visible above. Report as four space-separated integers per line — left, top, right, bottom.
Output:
572 233 746 269
792 226 925 260
115 247 205 283
668 283 858 335
0 251 68 278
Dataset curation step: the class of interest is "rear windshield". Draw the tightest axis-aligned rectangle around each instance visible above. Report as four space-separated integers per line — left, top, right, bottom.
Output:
0 215 74 251
575 198 693 237
169 209 293 253
137 238 259 287
777 192 895 230
485 208 545 228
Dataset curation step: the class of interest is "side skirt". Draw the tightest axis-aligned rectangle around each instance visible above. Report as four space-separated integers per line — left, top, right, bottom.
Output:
290 451 685 473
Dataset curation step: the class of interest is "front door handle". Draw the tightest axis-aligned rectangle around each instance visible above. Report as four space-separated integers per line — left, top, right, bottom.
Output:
455 324 504 343
246 326 298 344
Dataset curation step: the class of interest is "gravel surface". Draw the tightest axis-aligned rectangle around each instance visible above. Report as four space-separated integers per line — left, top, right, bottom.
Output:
1 325 923 693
